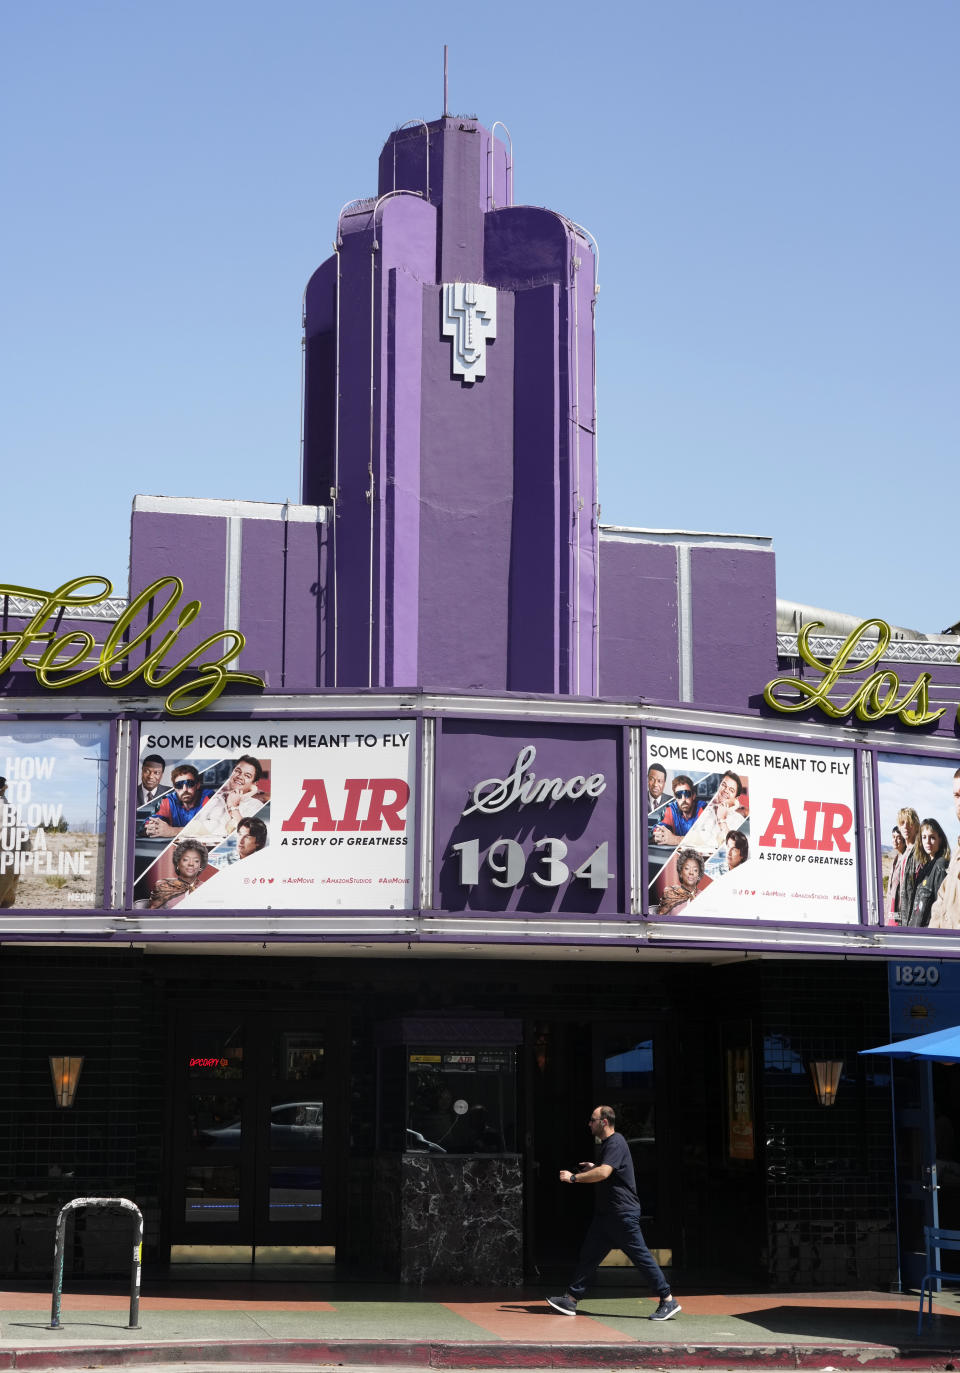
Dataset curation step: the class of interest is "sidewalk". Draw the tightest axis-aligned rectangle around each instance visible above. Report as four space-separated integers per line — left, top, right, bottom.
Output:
1 1277 959 1370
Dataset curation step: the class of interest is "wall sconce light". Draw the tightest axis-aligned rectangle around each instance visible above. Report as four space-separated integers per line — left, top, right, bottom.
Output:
49 1056 84 1109
809 1059 843 1107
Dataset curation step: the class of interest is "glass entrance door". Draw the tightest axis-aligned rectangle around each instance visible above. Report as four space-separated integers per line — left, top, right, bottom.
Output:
527 1018 667 1279
594 1024 664 1244
170 1009 337 1255
893 1057 943 1290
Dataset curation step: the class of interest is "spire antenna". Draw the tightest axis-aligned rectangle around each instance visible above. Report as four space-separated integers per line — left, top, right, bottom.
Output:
443 45 449 117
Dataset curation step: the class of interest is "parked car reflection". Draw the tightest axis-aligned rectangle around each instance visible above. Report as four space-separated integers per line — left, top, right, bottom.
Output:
200 1101 323 1149
406 1128 446 1153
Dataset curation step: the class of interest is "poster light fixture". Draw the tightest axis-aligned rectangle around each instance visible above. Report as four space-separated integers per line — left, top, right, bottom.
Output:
49 1055 84 1109
808 1059 843 1107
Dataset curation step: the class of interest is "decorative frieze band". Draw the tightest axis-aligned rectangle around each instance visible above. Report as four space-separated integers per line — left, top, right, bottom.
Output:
777 632 959 667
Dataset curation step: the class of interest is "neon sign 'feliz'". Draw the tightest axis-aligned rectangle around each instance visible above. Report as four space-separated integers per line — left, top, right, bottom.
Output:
0 575 264 717
764 618 946 727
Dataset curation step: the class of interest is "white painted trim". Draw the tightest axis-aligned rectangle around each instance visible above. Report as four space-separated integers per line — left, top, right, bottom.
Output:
4 914 959 958
1 685 957 754
600 524 772 550
419 718 435 910
0 688 872 732
0 939 799 962
224 515 243 648
133 494 326 523
677 543 692 703
110 720 134 909
628 725 642 916
860 750 879 927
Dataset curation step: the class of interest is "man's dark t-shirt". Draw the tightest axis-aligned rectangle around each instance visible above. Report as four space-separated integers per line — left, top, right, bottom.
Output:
595 1131 641 1215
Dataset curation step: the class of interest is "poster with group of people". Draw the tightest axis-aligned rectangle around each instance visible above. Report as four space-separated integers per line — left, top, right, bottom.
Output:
878 752 960 929
0 722 109 910
133 720 416 911
645 730 859 924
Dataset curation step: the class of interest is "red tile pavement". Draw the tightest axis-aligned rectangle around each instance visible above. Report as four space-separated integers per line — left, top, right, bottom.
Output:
444 1299 639 1342
439 1292 920 1341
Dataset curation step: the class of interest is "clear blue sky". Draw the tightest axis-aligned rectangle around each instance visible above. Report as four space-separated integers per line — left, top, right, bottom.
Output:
2 2 956 632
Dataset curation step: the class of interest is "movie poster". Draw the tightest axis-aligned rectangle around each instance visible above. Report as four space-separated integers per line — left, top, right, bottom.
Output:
0 722 109 910
645 730 859 924
877 752 960 929
132 721 415 911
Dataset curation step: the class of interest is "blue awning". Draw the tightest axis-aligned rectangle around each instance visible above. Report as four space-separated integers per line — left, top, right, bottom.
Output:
860 1025 960 1063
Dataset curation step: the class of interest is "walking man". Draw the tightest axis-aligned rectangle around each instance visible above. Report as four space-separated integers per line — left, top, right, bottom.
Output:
547 1105 680 1321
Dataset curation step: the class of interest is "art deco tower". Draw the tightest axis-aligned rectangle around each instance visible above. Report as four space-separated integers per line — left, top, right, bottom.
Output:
302 115 599 695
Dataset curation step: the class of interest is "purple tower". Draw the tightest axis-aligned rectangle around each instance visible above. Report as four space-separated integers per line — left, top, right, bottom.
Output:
127 113 776 709
302 116 599 695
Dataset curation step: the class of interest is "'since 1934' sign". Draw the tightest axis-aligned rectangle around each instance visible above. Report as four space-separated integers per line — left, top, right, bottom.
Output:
446 742 617 902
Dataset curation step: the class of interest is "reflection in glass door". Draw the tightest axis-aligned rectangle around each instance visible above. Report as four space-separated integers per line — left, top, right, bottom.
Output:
171 1010 337 1257
183 1020 245 1231
595 1025 660 1233
264 1027 326 1237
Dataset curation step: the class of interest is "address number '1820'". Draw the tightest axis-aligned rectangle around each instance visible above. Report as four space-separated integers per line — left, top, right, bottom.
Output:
450 837 614 890
893 964 940 986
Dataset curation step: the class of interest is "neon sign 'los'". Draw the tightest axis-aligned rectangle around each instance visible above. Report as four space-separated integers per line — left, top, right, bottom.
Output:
763 618 946 727
0 575 264 717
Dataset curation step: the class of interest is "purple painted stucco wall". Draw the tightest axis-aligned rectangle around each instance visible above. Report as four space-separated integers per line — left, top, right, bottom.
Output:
310 194 436 689
379 118 509 283
128 502 325 690
599 540 680 702
384 267 423 688
128 511 228 666
236 517 285 682
301 257 337 509
237 514 323 689
416 284 515 690
485 207 600 696
509 284 560 693
433 122 486 282
690 546 777 708
375 201 437 689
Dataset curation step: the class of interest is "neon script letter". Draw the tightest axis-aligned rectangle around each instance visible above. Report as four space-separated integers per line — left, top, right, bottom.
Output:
0 575 264 716
763 619 945 728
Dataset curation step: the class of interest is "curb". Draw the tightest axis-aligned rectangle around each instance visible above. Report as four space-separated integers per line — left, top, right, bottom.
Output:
3 1340 960 1371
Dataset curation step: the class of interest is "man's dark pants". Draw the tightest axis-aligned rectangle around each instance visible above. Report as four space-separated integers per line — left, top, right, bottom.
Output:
568 1211 670 1301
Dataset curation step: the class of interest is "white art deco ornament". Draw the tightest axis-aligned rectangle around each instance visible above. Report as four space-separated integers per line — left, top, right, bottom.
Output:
441 282 497 382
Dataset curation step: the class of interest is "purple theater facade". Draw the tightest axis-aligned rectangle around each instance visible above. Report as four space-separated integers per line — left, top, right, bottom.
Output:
3 114 960 1292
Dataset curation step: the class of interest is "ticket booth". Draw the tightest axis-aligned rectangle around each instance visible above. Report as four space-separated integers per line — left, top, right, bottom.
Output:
374 1018 523 1284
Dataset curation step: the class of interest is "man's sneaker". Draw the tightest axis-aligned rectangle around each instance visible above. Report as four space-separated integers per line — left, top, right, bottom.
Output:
546 1294 578 1315
650 1297 681 1321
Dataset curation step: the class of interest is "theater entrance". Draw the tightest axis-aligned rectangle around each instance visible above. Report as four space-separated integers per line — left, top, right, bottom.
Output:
166 1005 344 1262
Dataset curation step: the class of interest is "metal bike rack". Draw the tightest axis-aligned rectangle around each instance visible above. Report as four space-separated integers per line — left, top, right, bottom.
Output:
49 1196 143 1329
